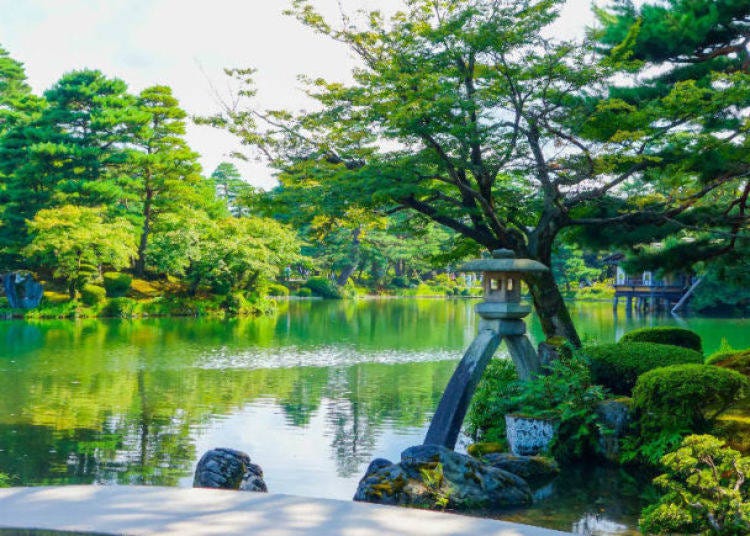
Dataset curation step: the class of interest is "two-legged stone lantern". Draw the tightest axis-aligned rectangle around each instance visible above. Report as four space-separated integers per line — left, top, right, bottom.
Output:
423 249 549 449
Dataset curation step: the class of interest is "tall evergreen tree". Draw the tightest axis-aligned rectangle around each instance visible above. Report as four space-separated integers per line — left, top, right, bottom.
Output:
127 85 202 277
0 70 137 266
584 0 750 273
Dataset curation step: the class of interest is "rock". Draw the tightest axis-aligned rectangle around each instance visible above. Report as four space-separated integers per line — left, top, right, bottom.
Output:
481 453 559 482
2 272 43 309
354 444 532 511
595 398 632 462
193 448 267 492
505 414 558 456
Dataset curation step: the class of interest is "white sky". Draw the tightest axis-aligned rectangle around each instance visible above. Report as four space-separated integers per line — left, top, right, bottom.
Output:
0 0 603 189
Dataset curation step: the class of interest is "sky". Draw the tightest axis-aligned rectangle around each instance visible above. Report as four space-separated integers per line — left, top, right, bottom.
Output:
0 0 603 189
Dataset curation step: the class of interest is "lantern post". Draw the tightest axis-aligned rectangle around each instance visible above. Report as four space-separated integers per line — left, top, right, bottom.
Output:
423 249 549 449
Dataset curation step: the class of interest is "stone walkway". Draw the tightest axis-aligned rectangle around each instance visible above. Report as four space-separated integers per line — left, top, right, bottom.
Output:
0 486 571 535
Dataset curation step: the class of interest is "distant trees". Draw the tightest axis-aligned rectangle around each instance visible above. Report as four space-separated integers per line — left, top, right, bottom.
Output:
208 0 750 341
0 46 301 302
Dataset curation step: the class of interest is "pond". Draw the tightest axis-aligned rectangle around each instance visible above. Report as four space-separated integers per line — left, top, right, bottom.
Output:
0 299 748 535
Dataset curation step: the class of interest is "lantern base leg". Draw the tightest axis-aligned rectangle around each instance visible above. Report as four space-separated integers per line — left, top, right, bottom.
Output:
422 328 501 449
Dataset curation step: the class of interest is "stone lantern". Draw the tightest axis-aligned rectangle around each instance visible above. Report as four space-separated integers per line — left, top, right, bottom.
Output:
423 249 550 449
460 249 548 321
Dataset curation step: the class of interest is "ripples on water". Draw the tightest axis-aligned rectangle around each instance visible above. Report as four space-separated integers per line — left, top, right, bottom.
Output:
2 300 749 535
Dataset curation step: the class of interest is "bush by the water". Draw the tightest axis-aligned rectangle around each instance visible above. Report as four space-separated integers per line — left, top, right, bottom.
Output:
624 365 749 466
466 358 519 446
80 284 106 306
619 327 702 353
265 283 290 297
639 435 750 535
102 271 133 298
304 277 342 299
633 365 748 431
706 348 750 376
467 354 607 461
295 287 312 297
101 297 140 318
585 342 703 395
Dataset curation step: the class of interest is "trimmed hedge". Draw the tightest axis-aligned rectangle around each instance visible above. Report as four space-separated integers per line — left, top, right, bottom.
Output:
707 349 750 376
632 364 749 431
619 327 702 353
80 284 106 306
103 272 133 298
585 342 703 395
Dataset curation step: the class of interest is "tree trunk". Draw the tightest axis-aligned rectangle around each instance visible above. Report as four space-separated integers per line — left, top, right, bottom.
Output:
336 226 362 286
135 188 154 278
525 268 581 347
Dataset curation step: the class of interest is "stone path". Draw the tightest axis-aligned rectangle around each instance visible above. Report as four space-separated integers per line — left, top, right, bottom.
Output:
0 486 571 535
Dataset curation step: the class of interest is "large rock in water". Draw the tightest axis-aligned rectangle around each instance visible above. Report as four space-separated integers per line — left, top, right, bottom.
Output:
2 272 43 309
193 448 267 492
353 445 532 510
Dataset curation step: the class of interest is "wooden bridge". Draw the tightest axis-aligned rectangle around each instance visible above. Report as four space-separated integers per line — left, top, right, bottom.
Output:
612 269 698 314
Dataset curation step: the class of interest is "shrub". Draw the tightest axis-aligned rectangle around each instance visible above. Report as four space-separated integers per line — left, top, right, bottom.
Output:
304 276 342 299
640 435 750 535
585 342 703 395
706 349 750 376
624 365 749 466
266 283 290 297
295 287 312 297
80 284 106 306
102 271 133 298
100 297 140 318
620 327 702 353
466 358 520 446
0 472 10 487
633 365 748 431
390 276 409 289
467 354 607 461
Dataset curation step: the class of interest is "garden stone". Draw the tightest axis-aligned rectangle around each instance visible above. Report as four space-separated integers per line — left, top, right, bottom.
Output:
505 414 559 456
193 448 267 492
481 453 559 482
2 272 43 309
595 399 631 461
353 444 532 510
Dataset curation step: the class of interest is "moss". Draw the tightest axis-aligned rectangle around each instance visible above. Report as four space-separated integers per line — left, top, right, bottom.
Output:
467 442 504 458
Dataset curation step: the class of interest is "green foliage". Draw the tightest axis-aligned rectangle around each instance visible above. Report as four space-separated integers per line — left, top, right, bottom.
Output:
625 365 749 466
588 0 750 285
100 297 140 318
639 435 750 535
468 354 607 461
80 284 106 306
266 283 290 297
295 287 313 298
512 354 608 461
707 349 750 376
0 472 11 487
466 359 520 446
102 272 133 298
22 205 136 297
620 327 703 353
419 462 450 510
304 276 342 299
585 342 704 395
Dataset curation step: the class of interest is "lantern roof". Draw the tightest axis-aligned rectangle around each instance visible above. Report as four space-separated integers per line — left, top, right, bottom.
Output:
458 249 549 274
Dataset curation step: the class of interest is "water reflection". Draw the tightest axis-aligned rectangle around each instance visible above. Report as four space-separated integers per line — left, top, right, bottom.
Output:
1 300 749 535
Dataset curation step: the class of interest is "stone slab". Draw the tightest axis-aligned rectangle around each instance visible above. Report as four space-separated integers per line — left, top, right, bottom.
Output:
0 486 570 536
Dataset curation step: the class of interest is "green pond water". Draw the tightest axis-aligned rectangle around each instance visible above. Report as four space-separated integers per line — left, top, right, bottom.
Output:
1 299 749 535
